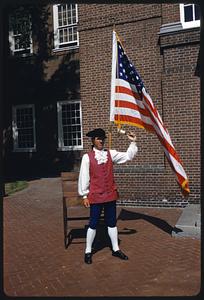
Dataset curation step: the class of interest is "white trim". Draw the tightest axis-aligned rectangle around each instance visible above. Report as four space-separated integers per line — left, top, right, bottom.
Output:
57 100 83 151
53 4 59 49
12 104 36 152
57 101 63 149
180 3 200 29
53 3 79 50
52 45 79 53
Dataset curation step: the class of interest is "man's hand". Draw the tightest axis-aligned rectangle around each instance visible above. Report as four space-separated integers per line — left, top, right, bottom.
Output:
83 198 90 208
127 131 137 142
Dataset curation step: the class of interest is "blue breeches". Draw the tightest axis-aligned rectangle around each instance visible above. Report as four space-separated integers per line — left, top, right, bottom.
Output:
89 200 117 229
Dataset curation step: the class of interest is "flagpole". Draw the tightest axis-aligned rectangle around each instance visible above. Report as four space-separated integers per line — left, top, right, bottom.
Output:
108 122 112 149
115 31 122 131
108 24 116 150
109 26 122 148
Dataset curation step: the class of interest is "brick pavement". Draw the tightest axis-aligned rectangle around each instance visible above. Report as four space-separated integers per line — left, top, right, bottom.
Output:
3 177 201 297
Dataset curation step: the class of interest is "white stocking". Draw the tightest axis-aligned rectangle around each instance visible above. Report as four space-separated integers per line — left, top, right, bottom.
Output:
108 226 119 252
85 227 96 254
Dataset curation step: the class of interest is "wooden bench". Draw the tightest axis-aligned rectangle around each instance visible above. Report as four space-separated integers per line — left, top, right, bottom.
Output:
61 171 104 249
61 171 90 248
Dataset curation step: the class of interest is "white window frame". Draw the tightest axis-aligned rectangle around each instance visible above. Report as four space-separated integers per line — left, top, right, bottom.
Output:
57 100 83 151
12 104 36 152
9 8 33 56
180 3 200 29
53 3 79 51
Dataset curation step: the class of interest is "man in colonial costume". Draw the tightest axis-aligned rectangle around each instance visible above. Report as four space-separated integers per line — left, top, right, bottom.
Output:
78 128 137 264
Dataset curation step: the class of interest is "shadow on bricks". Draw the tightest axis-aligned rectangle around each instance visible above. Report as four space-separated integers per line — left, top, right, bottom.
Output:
117 208 183 235
66 217 137 252
67 226 88 247
66 209 182 250
92 219 137 254
66 221 113 253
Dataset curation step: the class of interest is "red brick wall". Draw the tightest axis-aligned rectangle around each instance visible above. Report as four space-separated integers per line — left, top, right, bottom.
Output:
78 3 200 207
160 34 200 205
161 3 180 24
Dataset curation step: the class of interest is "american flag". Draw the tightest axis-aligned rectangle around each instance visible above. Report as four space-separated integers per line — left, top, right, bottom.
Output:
110 30 190 195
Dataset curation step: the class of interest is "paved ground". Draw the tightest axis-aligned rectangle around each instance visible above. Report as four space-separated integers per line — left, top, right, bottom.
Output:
3 177 201 297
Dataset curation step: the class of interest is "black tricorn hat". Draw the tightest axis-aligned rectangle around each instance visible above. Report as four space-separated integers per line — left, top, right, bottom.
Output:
86 128 107 138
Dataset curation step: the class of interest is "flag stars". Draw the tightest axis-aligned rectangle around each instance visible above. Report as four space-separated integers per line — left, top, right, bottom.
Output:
117 41 144 89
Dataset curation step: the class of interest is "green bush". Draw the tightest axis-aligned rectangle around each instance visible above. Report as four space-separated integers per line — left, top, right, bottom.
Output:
5 181 28 196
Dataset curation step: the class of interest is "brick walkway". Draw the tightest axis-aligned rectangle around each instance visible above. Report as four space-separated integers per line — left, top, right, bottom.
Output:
3 177 201 297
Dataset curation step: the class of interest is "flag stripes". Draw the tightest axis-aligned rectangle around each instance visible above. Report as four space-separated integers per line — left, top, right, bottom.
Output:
110 30 190 195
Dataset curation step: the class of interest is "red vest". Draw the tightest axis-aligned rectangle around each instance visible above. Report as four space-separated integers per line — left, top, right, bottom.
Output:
87 150 118 204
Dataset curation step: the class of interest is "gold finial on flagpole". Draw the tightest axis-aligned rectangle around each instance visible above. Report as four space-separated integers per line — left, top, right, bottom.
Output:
112 18 116 32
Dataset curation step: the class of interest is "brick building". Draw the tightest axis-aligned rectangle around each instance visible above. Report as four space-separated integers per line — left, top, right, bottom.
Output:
2 2 201 207
79 3 201 207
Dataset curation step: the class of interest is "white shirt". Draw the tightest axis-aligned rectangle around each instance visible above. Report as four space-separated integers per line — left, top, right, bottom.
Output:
78 142 138 198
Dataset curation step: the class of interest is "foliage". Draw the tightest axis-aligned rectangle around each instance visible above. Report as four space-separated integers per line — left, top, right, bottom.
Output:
5 181 28 195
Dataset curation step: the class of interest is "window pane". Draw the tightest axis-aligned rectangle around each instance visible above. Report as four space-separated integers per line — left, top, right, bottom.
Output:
72 5 77 23
63 28 68 43
68 10 72 24
58 11 62 26
73 27 77 40
63 13 67 26
56 4 78 47
14 106 35 149
10 9 31 55
184 5 193 22
59 29 63 43
195 5 200 20
18 127 34 148
60 102 82 148
62 5 66 11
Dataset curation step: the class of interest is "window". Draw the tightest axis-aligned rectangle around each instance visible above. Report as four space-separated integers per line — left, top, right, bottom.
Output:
9 8 32 56
180 4 200 28
12 105 36 152
57 101 83 150
53 3 79 50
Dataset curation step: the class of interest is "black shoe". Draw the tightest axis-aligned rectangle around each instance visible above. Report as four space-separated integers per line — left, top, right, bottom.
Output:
84 253 92 264
112 250 128 260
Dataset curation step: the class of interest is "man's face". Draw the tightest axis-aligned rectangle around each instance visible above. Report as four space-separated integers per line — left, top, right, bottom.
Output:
93 137 105 150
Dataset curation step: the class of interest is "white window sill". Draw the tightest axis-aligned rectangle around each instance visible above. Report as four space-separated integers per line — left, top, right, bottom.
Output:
52 45 79 53
13 148 37 153
57 146 83 151
10 52 33 58
182 22 200 30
